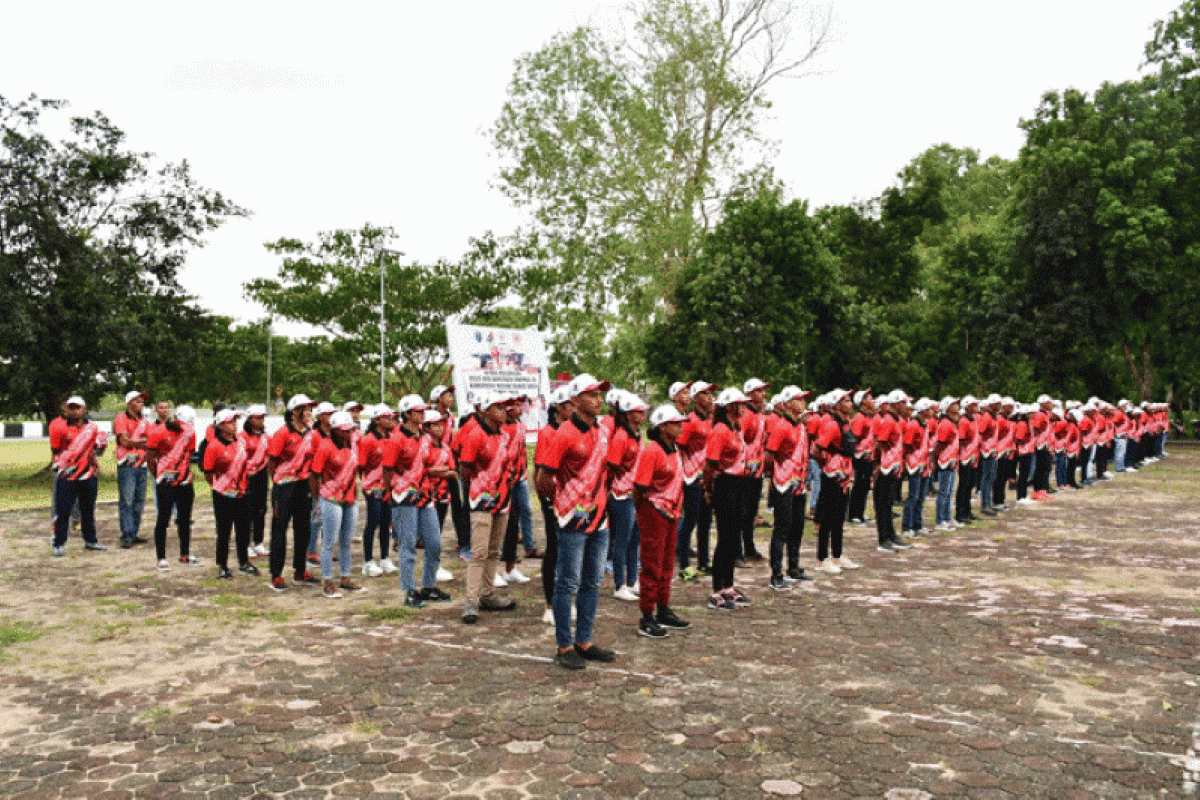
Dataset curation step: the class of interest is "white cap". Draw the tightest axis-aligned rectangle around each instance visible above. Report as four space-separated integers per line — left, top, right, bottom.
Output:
315 401 337 416
853 389 872 405
961 394 978 408
342 400 363 413
428 384 453 404
650 404 685 426
330 411 356 430
174 405 196 425
743 378 770 394
616 392 649 412
984 393 1002 405
568 373 612 398
422 409 443 424
914 398 934 413
778 385 811 404
689 380 717 395
668 381 692 400
397 394 427 414
214 408 240 425
1037 394 1052 405
549 386 571 406
715 387 749 406
888 390 910 406
605 387 623 406
247 404 267 416
370 404 394 419
124 390 147 404
938 396 958 413
287 394 314 411
1070 409 1083 421
827 388 851 405
476 391 506 410
66 395 86 407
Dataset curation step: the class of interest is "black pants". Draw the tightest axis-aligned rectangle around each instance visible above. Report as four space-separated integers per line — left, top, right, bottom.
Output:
874 472 898 544
955 463 977 520
270 480 312 579
677 482 712 569
246 470 269 546
539 496 559 606
711 474 744 592
1095 444 1110 479
154 482 194 561
816 475 848 561
847 456 872 522
768 487 805 576
1033 448 1051 492
738 476 763 558
1016 454 1033 500
447 476 473 552
212 492 251 569
993 456 1013 506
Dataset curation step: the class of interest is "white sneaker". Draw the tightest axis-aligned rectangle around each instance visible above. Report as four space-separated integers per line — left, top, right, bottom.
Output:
255 543 269 556
541 607 555 625
1126 467 1138 473
631 580 640 594
493 572 508 588
362 560 383 577
156 559 170 572
818 559 842 574
505 567 531 584
613 586 639 601
379 558 398 575
837 556 861 570
936 522 955 531
1017 498 1035 505
436 567 453 582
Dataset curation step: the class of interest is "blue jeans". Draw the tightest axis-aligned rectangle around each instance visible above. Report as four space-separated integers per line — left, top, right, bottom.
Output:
978 456 997 511
116 463 147 541
53 475 98 548
607 497 639 588
902 473 929 532
1114 437 1127 471
393 503 441 591
308 497 322 556
1055 453 1068 487
553 526 610 650
510 479 535 551
935 468 956 525
808 460 821 509
319 497 356 580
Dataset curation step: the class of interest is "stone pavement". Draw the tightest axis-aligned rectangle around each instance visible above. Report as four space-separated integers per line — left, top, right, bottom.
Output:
0 454 1198 799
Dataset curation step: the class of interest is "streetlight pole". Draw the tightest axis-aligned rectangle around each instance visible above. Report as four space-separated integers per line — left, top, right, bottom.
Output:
373 244 404 405
266 315 273 408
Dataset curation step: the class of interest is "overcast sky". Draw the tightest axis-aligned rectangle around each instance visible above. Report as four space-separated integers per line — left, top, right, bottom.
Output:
5 0 1182 336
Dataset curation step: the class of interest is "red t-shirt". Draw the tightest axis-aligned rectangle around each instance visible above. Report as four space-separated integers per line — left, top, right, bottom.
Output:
706 422 745 475
633 440 683 520
147 425 195 485
540 416 610 532
312 437 358 504
268 425 313 483
113 411 149 466
203 436 248 497
607 425 641 499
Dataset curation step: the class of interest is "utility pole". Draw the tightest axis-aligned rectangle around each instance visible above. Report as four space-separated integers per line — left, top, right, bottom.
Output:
266 315 273 408
372 244 405 405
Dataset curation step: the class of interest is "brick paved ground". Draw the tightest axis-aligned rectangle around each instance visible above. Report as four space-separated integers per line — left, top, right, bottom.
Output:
0 452 1197 798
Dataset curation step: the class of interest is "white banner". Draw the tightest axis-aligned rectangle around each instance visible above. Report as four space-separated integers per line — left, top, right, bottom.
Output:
445 323 551 431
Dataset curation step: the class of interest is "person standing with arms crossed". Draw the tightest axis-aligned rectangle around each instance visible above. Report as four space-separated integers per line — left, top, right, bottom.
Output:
113 390 150 549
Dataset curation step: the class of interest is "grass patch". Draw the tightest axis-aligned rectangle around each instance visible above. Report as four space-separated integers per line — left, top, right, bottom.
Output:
366 607 417 623
0 439 213 511
0 622 42 650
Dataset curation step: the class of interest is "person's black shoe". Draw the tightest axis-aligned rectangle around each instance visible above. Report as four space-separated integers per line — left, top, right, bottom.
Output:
746 551 765 562
239 563 260 576
480 595 517 612
120 540 134 550
405 590 427 608
980 508 998 516
638 614 668 639
131 536 148 545
421 587 451 602
575 643 616 662
556 649 586 670
769 574 789 591
655 607 691 629
696 563 712 576
84 542 108 552
786 568 812 582
217 567 233 579
733 558 749 569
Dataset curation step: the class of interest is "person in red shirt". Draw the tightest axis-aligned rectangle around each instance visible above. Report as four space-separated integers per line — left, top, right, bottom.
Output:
737 378 771 563
305 402 337 564
931 397 960 530
359 405 397 577
429 384 474 560
49 395 109 556
146 405 198 569
763 385 814 589
240 405 272 558
813 390 855 574
873 391 910 552
632 404 690 639
533 387 576 625
1030 395 1054 499
499 395 536 584
847 389 876 524
536 374 617 670
1013 405 1036 504
992 398 1016 510
607 391 649 602
418 409 455 603
901 398 935 534
459 392 518 623
675 380 717 579
202 408 257 579
954 396 981 524
266 394 318 591
310 411 363 599
976 395 1001 516
113 390 150 548
703 387 752 609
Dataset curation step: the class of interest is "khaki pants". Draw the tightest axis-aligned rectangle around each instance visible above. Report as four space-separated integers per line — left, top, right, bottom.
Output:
465 512 508 606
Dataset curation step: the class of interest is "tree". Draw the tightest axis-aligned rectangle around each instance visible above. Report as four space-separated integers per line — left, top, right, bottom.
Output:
0 95 248 419
245 225 513 400
491 0 835 380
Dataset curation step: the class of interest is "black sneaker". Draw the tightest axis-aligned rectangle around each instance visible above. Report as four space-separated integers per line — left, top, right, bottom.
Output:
769 574 789 591
574 643 616 662
785 568 812 582
889 537 912 550
421 587 452 602
405 590 427 608
462 603 479 624
480 595 517 612
638 615 668 639
120 540 134 550
84 542 108 552
733 558 749 569
746 551 765 562
877 540 897 553
556 648 586 670
655 607 691 629
238 563 260 576
131 536 148 545
217 567 233 579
